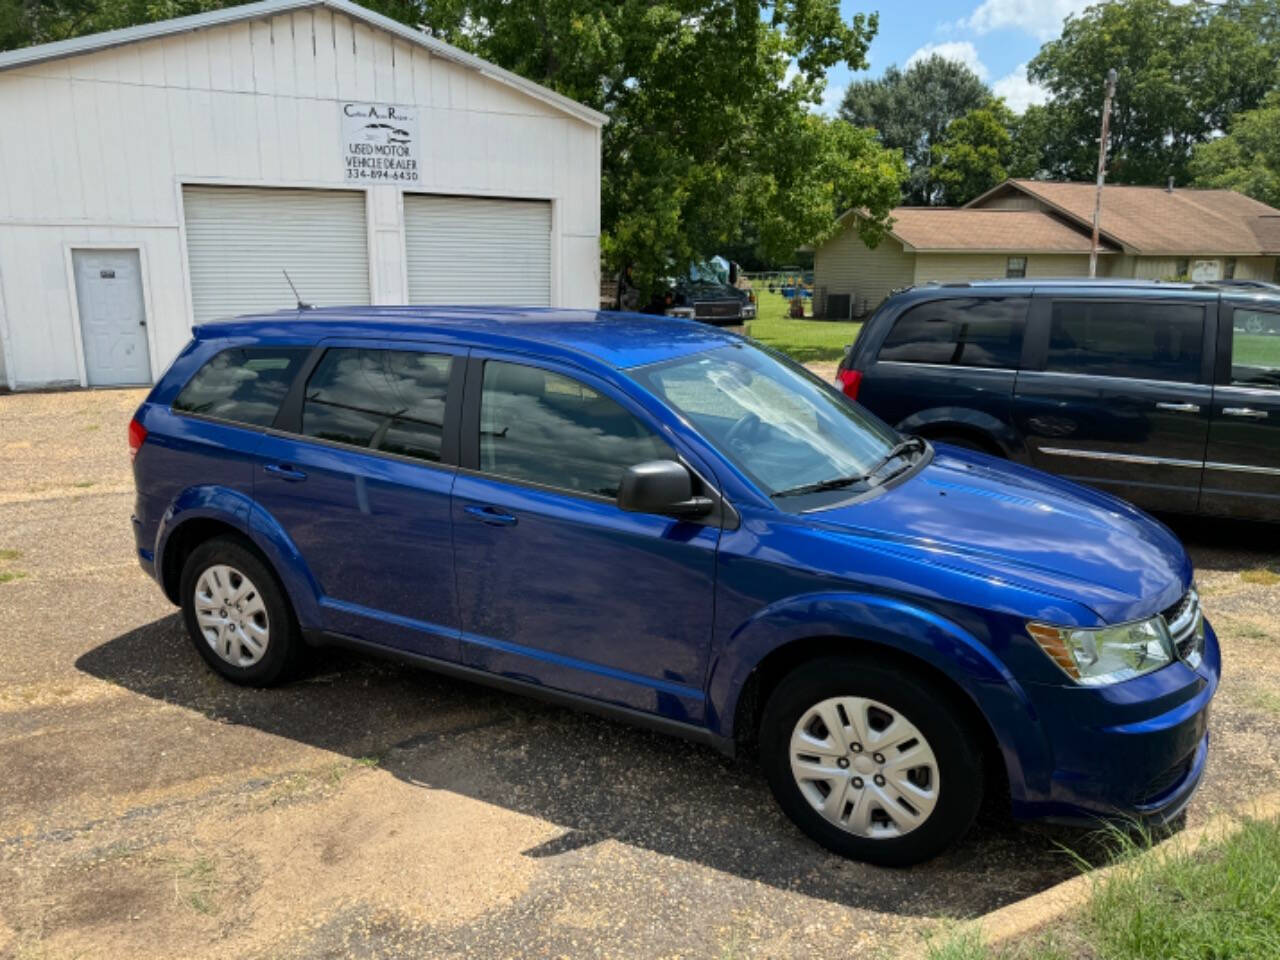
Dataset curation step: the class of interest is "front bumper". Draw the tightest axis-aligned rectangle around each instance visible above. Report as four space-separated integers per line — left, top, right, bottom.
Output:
1011 621 1220 826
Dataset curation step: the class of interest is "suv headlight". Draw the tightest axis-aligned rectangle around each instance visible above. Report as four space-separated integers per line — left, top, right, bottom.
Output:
1027 616 1173 686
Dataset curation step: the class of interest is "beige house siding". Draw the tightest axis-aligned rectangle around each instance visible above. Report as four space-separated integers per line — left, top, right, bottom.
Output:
912 253 1095 284
814 224 915 316
974 193 1045 211
1025 255 1093 277
1134 257 1185 280
1234 256 1277 280
914 254 1009 283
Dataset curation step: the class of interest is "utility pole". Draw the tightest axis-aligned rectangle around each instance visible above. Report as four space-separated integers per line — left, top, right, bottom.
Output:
1089 68 1118 279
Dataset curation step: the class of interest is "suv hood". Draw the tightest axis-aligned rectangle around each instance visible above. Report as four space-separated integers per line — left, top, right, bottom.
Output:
806 446 1191 624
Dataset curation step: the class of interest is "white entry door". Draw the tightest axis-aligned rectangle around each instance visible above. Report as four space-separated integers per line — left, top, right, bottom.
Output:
73 249 151 386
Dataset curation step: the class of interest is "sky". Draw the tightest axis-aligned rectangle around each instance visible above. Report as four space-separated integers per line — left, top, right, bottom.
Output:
817 0 1094 114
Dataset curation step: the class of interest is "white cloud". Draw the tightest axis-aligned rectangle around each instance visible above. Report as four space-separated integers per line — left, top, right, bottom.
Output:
963 0 1089 41
992 63 1048 113
905 41 989 81
814 81 847 116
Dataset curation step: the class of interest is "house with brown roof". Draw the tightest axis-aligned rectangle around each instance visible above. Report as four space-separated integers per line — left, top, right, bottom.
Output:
813 179 1280 318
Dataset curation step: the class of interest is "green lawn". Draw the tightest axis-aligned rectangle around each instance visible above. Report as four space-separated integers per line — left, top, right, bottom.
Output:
744 289 861 364
926 817 1280 960
1234 333 1280 369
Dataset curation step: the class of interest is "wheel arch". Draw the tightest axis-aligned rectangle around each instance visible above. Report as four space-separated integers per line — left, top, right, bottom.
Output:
896 407 1019 458
155 487 322 630
708 593 1049 807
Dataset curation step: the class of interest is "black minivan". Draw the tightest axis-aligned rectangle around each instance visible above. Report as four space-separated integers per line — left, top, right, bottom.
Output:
836 279 1280 521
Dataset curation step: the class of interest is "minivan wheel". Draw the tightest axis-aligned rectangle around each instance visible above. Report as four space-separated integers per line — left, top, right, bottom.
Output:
759 657 984 866
179 536 298 686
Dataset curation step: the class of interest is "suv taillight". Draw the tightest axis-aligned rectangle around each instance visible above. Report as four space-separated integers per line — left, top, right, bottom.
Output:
128 417 148 462
837 368 862 401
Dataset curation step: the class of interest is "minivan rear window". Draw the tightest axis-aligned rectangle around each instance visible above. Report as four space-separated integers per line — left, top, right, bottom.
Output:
1046 301 1203 382
877 298 1027 369
173 347 309 426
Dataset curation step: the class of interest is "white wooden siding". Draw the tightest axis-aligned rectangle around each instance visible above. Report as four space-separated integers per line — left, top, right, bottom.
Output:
0 8 600 388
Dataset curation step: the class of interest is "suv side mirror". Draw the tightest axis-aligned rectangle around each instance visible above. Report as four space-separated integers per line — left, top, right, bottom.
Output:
618 460 715 519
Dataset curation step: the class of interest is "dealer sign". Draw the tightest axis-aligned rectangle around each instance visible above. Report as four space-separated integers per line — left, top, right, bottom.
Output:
342 102 421 184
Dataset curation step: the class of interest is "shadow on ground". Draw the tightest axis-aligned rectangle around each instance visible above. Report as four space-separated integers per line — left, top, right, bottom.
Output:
75 613 1121 920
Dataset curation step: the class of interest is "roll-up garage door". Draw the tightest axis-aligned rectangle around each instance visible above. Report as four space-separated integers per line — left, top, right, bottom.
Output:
183 187 370 323
404 195 552 306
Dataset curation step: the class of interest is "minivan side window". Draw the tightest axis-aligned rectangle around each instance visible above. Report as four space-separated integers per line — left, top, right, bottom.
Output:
302 348 452 462
478 361 673 498
1046 301 1203 382
877 298 1027 369
173 347 310 427
1232 310 1280 388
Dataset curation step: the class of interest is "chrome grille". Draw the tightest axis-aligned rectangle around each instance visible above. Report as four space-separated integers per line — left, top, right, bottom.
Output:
1161 587 1203 665
694 299 742 319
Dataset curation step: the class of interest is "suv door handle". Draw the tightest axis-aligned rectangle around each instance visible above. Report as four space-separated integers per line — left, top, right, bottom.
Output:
464 504 518 527
1222 407 1268 419
1155 402 1200 413
264 463 307 481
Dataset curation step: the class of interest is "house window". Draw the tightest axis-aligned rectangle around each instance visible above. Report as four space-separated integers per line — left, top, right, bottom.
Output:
1224 257 1237 279
1006 256 1027 279
1176 258 1189 278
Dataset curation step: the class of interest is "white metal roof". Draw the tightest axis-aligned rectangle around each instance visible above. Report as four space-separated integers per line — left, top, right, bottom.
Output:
0 0 607 127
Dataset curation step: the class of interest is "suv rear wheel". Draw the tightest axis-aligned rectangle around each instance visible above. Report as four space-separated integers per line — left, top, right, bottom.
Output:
759 656 983 866
179 536 299 686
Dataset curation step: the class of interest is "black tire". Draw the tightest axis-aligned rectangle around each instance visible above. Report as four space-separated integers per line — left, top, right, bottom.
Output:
179 535 300 686
759 656 984 867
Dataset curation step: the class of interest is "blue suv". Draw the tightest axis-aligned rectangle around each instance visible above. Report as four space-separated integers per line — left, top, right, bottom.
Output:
130 307 1218 865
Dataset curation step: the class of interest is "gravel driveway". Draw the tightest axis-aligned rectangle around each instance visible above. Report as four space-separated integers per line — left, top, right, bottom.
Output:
1 387 1276 959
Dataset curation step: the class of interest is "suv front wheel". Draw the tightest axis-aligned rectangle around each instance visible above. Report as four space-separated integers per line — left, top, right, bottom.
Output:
759 656 984 866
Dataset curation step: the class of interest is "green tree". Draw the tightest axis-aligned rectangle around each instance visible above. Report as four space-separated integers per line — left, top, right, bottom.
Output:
839 54 990 204
929 99 1018 206
1028 0 1280 185
1190 93 1280 209
415 0 905 291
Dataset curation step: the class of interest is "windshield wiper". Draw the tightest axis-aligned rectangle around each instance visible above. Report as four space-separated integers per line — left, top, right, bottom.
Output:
770 473 868 499
769 435 928 500
868 434 928 475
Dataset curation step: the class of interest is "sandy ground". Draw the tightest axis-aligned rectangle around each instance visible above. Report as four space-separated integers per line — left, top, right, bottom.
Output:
0 387 1277 959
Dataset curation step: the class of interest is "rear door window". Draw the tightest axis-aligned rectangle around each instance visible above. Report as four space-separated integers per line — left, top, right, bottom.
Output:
1045 301 1204 382
877 297 1027 369
302 348 453 462
173 347 309 426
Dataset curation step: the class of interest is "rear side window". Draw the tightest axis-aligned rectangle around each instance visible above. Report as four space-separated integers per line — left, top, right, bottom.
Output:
173 347 309 426
302 349 452 462
478 361 673 498
877 297 1027 369
1231 310 1280 388
1046 301 1204 382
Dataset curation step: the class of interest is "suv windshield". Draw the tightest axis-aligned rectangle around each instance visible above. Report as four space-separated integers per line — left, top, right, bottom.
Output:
630 343 903 500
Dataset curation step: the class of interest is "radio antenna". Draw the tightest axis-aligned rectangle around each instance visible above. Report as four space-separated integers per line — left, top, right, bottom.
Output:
283 269 311 310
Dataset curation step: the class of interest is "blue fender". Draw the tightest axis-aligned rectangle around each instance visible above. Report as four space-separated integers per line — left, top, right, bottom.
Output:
896 406 1023 458
155 485 256 574
706 592 1053 804
155 486 324 632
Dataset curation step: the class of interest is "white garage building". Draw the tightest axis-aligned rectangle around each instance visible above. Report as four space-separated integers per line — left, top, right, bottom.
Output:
0 0 605 390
